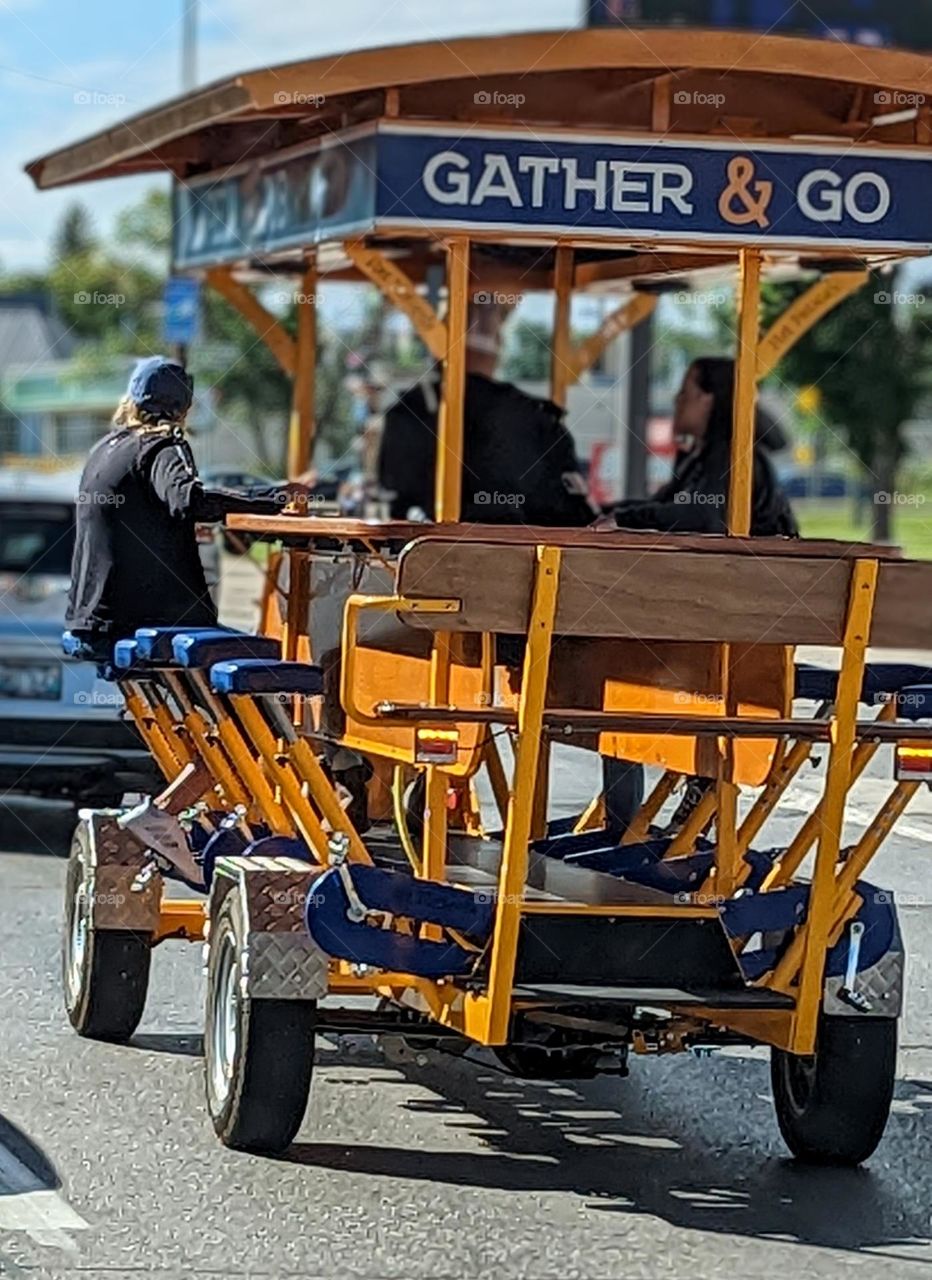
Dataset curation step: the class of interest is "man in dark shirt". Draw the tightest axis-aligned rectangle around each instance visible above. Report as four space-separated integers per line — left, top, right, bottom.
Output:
67 356 294 658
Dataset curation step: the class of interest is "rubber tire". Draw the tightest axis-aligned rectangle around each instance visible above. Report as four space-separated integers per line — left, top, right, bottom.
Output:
62 820 150 1042
771 1016 897 1165
204 890 316 1153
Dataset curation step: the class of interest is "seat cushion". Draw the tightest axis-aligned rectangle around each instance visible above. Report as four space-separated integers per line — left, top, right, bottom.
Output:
172 629 281 669
135 625 231 664
209 659 324 697
114 639 142 671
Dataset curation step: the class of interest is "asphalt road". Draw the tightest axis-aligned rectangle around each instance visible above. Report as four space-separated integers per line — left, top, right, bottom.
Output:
2 733 932 1280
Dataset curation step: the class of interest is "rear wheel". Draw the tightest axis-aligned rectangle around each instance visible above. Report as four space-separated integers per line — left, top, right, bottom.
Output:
62 819 150 1042
771 1016 897 1165
204 890 316 1153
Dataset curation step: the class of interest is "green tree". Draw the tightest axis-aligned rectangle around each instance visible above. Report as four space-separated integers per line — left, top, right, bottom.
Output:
763 271 932 540
52 202 96 260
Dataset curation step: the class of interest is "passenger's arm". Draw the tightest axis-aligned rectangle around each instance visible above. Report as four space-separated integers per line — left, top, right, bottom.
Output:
149 441 289 521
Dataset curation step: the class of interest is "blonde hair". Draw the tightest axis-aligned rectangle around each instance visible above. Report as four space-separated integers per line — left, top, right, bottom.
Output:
113 396 186 430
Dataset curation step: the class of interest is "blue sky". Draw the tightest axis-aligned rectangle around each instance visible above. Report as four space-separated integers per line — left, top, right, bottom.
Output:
1 0 579 268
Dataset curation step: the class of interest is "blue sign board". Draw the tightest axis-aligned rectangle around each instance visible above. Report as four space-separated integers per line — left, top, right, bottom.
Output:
163 275 201 344
376 126 932 251
173 130 377 269
171 123 932 266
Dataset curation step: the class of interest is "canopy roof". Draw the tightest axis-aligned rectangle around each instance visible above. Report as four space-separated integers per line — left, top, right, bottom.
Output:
26 28 932 191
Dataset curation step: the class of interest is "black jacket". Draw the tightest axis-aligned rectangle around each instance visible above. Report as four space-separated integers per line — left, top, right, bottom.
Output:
67 426 281 641
378 372 594 526
612 442 799 538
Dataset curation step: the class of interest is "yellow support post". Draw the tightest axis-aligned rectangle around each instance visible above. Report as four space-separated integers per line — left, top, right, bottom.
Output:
789 559 878 1054
435 237 470 523
551 246 574 409
287 256 317 479
485 546 561 1044
423 633 453 884
728 246 762 537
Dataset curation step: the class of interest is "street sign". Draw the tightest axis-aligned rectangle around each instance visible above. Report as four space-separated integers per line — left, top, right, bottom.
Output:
163 276 201 345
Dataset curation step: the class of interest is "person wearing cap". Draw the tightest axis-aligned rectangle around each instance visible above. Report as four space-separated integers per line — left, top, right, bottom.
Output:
67 356 302 658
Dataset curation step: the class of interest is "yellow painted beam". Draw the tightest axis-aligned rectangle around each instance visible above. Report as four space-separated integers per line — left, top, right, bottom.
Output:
568 292 657 386
757 271 868 380
344 240 448 360
205 268 296 376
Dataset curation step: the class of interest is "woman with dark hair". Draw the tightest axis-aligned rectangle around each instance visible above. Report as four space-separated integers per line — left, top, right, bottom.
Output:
605 356 798 537
596 357 798 836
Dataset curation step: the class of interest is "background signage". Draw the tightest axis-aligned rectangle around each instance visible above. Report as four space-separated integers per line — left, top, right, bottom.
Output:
172 131 377 269
585 1 932 51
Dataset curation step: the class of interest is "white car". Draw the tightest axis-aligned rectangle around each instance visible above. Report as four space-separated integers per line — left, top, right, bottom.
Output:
0 470 160 808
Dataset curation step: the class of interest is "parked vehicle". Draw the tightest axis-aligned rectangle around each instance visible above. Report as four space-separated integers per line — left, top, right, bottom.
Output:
0 470 160 807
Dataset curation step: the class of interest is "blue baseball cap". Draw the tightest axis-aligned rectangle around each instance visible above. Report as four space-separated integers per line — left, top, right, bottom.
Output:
128 356 194 421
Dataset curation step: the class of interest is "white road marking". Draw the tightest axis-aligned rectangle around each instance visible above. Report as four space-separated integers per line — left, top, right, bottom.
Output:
0 1139 88 1252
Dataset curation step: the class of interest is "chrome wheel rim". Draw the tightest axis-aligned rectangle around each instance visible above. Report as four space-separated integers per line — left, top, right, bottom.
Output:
208 927 239 1110
65 870 90 1007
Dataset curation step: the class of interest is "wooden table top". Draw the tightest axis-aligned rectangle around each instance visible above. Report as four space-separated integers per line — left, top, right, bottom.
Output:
225 514 903 560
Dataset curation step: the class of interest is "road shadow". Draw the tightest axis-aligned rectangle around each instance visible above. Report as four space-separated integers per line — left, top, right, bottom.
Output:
131 1032 203 1058
0 800 75 858
286 1044 932 1258
0 1113 60 1195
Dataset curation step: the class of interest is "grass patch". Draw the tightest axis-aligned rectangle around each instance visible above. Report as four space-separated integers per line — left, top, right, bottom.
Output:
795 499 932 559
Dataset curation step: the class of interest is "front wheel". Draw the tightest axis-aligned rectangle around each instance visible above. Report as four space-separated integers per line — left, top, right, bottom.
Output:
62 819 150 1042
771 1016 897 1165
204 890 316 1153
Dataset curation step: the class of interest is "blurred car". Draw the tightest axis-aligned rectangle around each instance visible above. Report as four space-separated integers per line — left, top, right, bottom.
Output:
777 467 851 500
0 469 160 808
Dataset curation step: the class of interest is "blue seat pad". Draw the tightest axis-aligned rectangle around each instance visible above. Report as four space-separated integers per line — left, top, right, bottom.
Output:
209 659 324 697
172 629 281 668
135 625 232 663
796 661 932 705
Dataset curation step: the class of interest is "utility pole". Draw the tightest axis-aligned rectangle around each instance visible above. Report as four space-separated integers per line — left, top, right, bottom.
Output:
181 0 198 93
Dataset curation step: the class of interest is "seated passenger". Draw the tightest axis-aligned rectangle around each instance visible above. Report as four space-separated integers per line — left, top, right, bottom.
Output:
602 356 798 537
597 357 798 838
378 300 594 526
67 356 303 659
